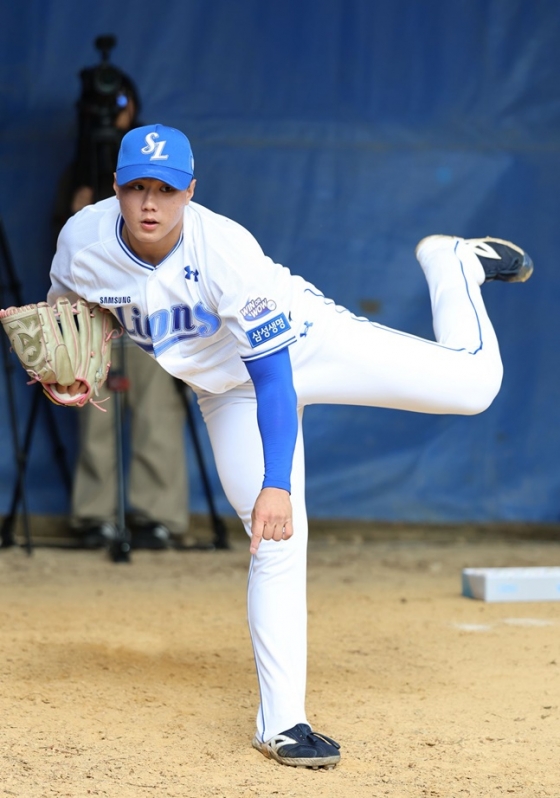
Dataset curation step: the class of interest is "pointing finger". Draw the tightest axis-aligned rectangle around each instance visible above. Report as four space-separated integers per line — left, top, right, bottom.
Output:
250 524 264 555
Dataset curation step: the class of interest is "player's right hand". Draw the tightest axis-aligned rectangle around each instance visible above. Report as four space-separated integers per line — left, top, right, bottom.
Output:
250 487 293 555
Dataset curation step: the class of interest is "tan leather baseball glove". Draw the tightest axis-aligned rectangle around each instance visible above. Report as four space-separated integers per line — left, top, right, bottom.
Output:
0 298 121 407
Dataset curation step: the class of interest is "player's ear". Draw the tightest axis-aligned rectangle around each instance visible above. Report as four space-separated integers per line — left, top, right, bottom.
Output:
186 179 196 203
113 174 119 198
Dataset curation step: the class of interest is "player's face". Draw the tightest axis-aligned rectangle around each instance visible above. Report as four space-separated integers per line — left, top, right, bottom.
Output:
113 177 196 265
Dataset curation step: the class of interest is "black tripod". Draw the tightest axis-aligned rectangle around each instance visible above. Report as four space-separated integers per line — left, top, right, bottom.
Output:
176 380 229 551
0 217 73 554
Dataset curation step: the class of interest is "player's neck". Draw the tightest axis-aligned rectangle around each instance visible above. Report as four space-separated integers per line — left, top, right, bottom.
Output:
122 220 183 266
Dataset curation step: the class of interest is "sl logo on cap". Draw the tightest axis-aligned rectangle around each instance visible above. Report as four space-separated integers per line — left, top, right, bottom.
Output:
141 132 169 161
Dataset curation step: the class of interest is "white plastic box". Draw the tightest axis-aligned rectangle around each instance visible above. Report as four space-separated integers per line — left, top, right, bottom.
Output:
462 567 560 602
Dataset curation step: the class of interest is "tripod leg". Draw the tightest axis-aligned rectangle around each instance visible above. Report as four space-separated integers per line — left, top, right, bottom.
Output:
108 386 131 562
179 384 229 550
2 384 72 550
41 399 73 495
0 216 66 553
107 351 132 563
105 338 131 562
0 336 32 554
2 446 32 554
1 382 42 549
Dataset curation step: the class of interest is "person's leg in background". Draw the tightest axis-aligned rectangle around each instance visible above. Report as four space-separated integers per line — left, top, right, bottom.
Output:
70 338 127 548
70 379 119 548
126 345 190 549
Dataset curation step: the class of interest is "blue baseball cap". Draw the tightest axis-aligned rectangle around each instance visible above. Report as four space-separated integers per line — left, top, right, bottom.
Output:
116 124 194 190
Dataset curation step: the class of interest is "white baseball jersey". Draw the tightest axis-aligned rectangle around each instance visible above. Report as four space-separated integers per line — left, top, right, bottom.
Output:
48 197 314 394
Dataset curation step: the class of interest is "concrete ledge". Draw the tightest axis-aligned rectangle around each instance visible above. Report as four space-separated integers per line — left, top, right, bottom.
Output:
308 519 560 543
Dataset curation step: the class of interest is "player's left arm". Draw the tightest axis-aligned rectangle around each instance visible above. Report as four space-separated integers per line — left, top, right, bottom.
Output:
244 346 298 555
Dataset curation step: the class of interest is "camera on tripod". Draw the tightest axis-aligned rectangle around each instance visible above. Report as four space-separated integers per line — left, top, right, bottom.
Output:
74 35 140 203
78 35 130 130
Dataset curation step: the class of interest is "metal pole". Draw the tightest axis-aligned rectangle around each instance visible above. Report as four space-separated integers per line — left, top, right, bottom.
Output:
107 337 131 563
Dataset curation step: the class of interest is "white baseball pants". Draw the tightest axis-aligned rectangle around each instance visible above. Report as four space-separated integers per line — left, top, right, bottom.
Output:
196 236 503 742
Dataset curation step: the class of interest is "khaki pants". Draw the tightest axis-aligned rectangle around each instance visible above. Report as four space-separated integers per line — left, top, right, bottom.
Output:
71 343 189 534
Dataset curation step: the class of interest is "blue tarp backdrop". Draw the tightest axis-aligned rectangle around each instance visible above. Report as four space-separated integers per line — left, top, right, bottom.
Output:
1 0 560 522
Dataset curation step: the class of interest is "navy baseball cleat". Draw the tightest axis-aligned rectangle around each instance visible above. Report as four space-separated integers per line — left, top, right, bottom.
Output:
462 237 534 283
252 723 341 769
416 235 533 283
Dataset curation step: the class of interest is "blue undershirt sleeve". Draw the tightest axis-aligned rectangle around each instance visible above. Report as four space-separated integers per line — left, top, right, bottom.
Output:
244 346 298 493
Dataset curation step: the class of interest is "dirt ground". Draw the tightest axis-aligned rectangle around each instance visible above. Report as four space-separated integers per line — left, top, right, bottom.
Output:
1 522 560 798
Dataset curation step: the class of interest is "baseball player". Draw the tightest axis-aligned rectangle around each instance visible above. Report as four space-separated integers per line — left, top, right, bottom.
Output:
47 123 533 769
